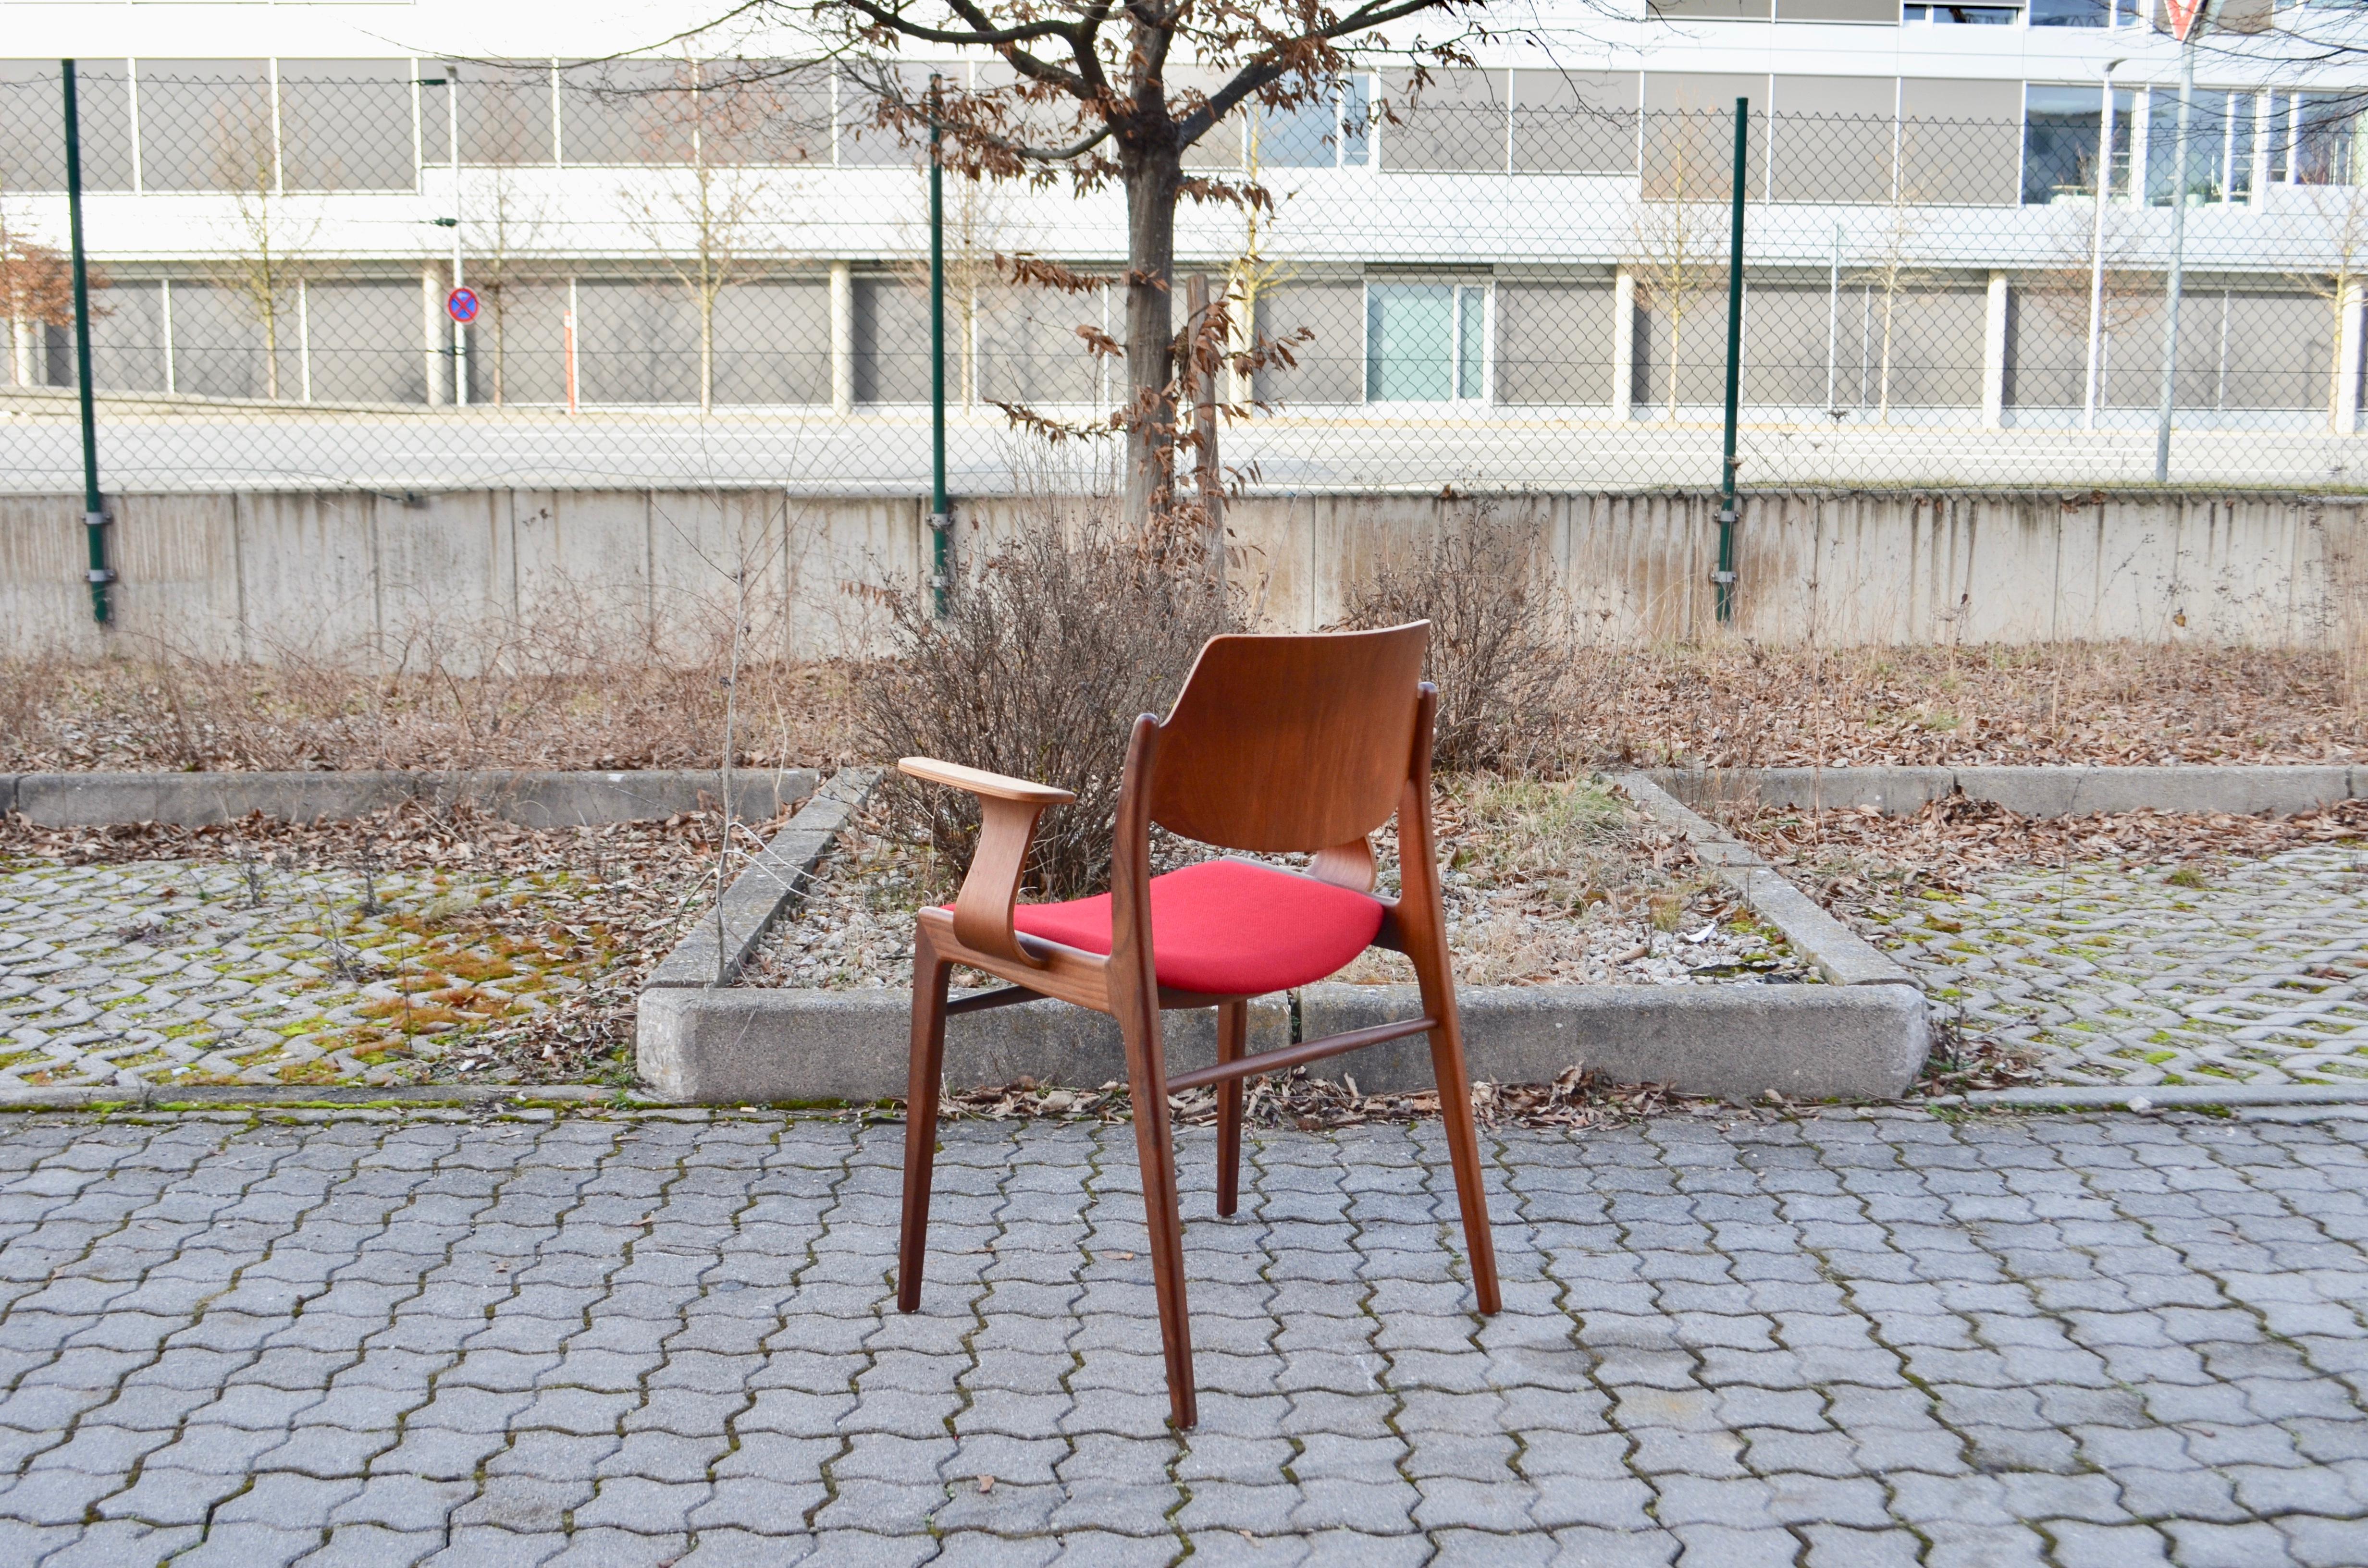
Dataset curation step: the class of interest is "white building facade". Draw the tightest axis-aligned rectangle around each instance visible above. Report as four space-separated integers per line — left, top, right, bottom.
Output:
3 0 2366 493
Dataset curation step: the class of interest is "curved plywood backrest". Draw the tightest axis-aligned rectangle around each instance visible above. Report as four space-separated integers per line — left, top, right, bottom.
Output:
1147 624 1429 853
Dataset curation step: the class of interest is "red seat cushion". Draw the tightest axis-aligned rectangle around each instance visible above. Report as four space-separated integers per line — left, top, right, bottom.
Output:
999 858 1386 997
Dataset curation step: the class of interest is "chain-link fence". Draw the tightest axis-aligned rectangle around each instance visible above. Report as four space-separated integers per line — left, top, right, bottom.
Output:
3 60 2366 497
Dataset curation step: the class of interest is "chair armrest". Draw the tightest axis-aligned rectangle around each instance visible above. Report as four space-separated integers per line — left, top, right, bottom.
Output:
899 756 1075 807
898 757 1073 969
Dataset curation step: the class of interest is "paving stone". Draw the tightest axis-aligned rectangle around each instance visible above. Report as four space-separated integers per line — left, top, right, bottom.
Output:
2047 1522 2177 1568
1549 1524 1682 1567
295 1524 443 1568
420 1527 570 1568
166 1521 327 1568
1797 1526 1923 1568
38 1520 204 1568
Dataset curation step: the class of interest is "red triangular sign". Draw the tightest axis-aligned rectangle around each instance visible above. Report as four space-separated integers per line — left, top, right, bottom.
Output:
2163 0 2207 40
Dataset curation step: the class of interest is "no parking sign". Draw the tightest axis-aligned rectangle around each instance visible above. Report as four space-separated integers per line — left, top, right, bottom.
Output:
445 286 481 324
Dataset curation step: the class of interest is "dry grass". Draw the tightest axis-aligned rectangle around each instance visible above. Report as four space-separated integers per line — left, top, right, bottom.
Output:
1564 640 2366 768
0 652 861 774
8 638 2358 779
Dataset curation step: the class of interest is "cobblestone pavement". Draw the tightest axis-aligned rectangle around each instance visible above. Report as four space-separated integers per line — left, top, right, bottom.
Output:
0 858 597 1091
1863 845 2368 1092
0 1107 2363 1566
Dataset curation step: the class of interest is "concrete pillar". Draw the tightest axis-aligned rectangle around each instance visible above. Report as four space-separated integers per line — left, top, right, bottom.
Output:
1612 267 1636 422
422 265 447 406
2336 279 2366 434
8 316 34 387
830 261 854 415
1982 271 2009 431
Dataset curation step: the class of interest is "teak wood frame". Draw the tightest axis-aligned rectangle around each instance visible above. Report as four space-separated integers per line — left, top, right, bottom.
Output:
893 626 1501 1432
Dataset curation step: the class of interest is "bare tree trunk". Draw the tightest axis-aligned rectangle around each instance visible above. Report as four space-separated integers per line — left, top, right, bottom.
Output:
1878 288 1897 426
701 292 715 415
1122 140 1182 527
1665 312 1682 423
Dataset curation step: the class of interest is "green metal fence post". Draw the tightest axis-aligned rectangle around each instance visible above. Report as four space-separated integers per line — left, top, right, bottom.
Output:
1715 96 1747 627
62 59 111 626
927 74 949 617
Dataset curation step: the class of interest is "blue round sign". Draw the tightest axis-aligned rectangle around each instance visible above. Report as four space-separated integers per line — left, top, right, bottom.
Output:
445 286 481 324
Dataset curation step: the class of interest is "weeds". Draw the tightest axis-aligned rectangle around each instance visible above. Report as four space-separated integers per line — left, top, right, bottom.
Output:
1335 503 1563 772
853 502 1234 901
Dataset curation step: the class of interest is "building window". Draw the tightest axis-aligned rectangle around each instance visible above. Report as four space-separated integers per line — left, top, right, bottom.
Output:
1252 75 1371 169
2283 92 2364 185
2146 88 2265 206
2028 0 2142 23
2022 84 2135 205
1366 282 1487 403
1902 4 2019 20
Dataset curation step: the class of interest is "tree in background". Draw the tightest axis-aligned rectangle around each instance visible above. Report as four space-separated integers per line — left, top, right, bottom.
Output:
2293 178 2368 432
766 0 1486 522
212 110 321 401
895 169 1023 409
1627 107 1726 424
0 205 84 388
466 165 555 407
1850 146 1934 427
620 56 806 415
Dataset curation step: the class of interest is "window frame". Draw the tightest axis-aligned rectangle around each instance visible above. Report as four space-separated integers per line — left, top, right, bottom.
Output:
1362 278 1492 407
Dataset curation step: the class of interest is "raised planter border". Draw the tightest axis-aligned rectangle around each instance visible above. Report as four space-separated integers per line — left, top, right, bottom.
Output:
642 767 883 989
1654 764 2363 819
635 767 1932 1104
0 768 819 830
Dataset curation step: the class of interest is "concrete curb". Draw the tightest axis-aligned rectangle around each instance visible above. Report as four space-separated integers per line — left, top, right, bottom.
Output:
1949 1083 2368 1110
637 988 1293 1104
1615 772 1920 991
1303 982 1928 1102
634 980 1926 1104
5 768 819 829
0 1084 633 1113
641 767 884 990
1653 764 2362 819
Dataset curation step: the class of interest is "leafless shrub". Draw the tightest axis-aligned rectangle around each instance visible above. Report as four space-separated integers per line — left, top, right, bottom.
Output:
854 504 1234 901
1336 505 1564 772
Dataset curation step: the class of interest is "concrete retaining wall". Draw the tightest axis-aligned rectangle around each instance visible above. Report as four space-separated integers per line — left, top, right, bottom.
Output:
6 487 2359 665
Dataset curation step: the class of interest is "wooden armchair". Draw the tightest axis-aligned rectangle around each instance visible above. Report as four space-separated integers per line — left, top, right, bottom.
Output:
895 622 1499 1431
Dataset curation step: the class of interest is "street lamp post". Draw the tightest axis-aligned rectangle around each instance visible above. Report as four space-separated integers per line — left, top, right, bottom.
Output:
2084 58 2125 432
2153 6 2216 483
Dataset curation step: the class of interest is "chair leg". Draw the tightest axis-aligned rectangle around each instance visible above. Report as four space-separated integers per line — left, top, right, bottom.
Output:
1214 999 1247 1218
1407 940 1502 1317
1424 1003 1502 1316
897 926 953 1315
1118 989 1198 1430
